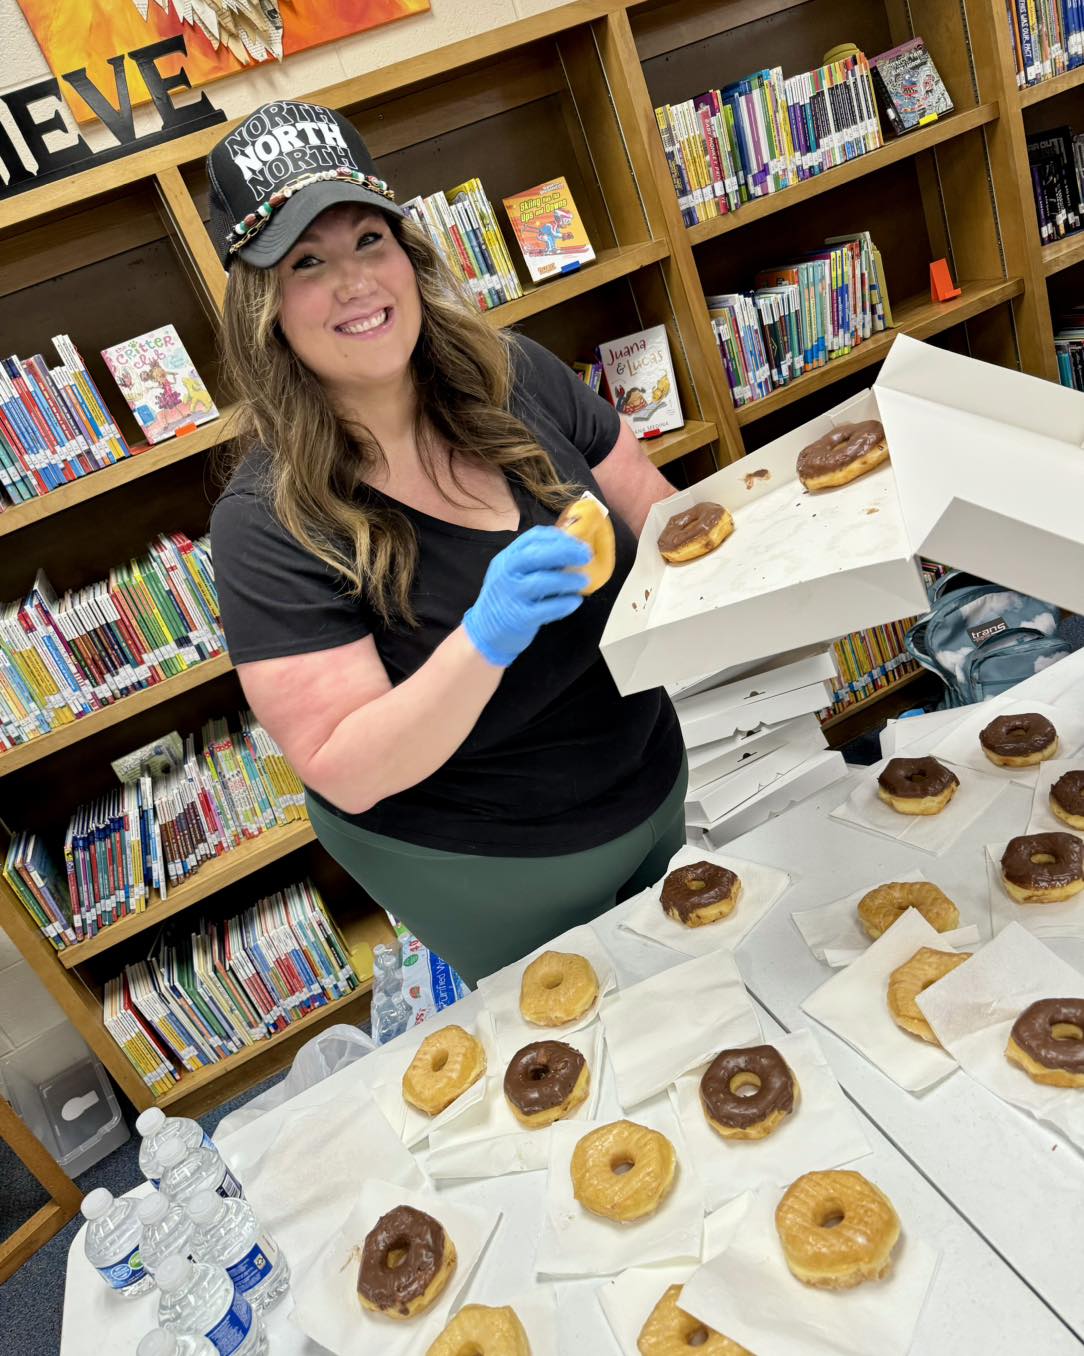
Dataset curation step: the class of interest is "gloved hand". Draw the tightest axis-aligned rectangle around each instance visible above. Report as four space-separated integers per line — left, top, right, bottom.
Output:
463 525 592 668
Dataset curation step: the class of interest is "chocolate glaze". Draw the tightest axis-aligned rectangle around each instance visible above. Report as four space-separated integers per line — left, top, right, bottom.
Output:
661 861 738 922
700 1045 795 1129
357 1206 446 1314
1001 832 1084 890
796 420 885 481
877 756 959 799
980 713 1057 757
658 503 727 554
1051 770 1084 817
1010 998 1084 1072
503 1040 586 1116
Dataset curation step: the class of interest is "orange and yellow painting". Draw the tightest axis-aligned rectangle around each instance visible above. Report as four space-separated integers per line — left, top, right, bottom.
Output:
18 0 431 123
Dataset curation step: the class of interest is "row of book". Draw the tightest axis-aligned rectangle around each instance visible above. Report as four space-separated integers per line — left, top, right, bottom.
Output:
1054 307 1084 386
103 880 360 1095
1027 125 1084 243
0 532 222 754
403 180 526 313
707 231 892 408
1 708 305 950
816 619 922 722
1004 0 1084 87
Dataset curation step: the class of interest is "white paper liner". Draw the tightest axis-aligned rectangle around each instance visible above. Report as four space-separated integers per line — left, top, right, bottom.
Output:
800 909 961 1093
828 755 1007 856
679 1184 940 1356
791 868 983 967
985 841 1084 940
600 949 762 1107
476 923 617 1062
930 697 1084 788
290 1179 500 1356
1026 758 1084 838
670 1029 873 1211
425 1022 605 1179
370 1011 496 1149
618 843 791 957
535 1097 705 1278
916 922 1084 1151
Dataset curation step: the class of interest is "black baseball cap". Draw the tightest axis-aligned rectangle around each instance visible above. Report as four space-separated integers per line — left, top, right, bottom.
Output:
207 100 406 269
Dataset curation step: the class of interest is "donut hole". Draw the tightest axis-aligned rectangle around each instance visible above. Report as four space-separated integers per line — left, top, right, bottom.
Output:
687 878 707 892
1052 1022 1084 1041
385 1245 409 1270
685 1326 711 1347
528 1065 550 1080
542 974 564 990
729 1071 762 1098
610 1154 636 1176
431 1049 449 1072
1031 852 1057 865
818 1204 845 1230
907 771 928 783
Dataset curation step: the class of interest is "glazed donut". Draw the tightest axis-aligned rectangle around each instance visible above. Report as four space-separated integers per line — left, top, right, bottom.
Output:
1050 770 1084 829
887 947 971 1045
503 1040 590 1128
1005 998 1084 1088
519 951 598 1026
401 1025 486 1116
876 756 959 816
796 420 888 491
1000 833 1084 904
775 1170 900 1289
357 1205 457 1319
660 861 742 927
556 493 615 595
699 1045 799 1140
426 1303 531 1356
979 713 1058 767
857 881 959 940
636 1284 752 1356
657 502 734 564
570 1119 677 1222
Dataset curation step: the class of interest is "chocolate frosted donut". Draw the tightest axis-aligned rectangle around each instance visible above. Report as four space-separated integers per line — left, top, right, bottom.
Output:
700 1045 796 1133
657 502 733 566
1009 999 1084 1075
877 757 959 800
1001 832 1084 898
979 713 1057 758
661 861 738 924
504 1040 586 1118
1051 770 1084 821
796 420 885 485
357 1205 446 1316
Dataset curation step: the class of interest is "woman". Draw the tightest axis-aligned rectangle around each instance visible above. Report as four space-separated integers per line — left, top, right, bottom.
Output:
206 100 686 985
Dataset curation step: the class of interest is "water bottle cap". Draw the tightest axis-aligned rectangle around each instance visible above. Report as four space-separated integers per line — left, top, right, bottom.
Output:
136 1331 178 1356
136 1191 171 1224
155 1254 194 1294
157 1136 189 1169
80 1187 113 1220
187 1188 225 1225
135 1107 167 1137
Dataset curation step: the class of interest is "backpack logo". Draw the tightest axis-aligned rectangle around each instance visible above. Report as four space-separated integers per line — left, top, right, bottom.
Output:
967 617 1007 645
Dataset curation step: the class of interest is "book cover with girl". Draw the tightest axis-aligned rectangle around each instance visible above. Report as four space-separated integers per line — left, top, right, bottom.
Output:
101 325 218 445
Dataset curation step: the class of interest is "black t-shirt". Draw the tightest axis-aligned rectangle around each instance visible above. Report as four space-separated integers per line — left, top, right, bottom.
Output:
209 335 683 855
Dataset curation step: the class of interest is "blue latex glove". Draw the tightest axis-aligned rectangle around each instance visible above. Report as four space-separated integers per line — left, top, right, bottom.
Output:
463 525 592 667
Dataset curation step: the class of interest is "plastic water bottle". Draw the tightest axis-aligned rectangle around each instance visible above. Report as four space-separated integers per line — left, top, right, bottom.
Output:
371 942 410 1044
82 1188 156 1299
137 1108 214 1188
158 1136 244 1207
156 1255 267 1356
136 1191 197 1275
137 1329 217 1356
187 1189 289 1312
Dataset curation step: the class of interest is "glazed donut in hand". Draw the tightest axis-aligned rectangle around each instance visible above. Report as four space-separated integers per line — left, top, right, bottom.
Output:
661 861 742 927
1000 832 1084 904
775 1170 900 1289
796 420 888 491
1050 770 1084 829
657 502 734 564
1005 998 1084 1087
637 1285 752 1356
401 1025 486 1116
503 1040 590 1128
556 493 615 595
887 947 971 1045
357 1205 456 1319
857 881 959 940
979 713 1058 767
519 951 598 1026
876 756 959 816
571 1119 676 1222
427 1303 531 1356
699 1045 799 1140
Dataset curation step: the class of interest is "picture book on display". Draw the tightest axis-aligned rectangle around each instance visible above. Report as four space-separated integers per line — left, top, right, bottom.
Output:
868 38 953 136
598 325 683 437
101 325 218 445
502 177 596 283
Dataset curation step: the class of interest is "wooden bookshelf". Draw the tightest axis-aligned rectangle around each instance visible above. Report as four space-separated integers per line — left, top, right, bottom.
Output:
483 240 670 328
820 668 925 731
1018 65 1084 107
1042 233 1084 277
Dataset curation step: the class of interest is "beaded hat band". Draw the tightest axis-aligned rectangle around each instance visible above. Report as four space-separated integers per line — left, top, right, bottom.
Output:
227 166 397 257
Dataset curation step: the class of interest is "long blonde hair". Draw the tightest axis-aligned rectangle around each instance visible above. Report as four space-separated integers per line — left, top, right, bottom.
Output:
218 211 575 626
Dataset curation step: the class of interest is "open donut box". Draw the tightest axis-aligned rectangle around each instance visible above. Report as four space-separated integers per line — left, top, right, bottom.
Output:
601 334 1084 696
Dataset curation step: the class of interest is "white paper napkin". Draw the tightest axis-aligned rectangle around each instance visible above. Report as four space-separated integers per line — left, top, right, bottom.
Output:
600 949 762 1107
670 1029 872 1211
917 922 1084 1151
535 1097 705 1278
680 1184 940 1356
800 909 961 1093
618 843 791 957
791 868 982 967
425 1022 605 1179
985 842 1084 940
1027 758 1084 837
290 1179 500 1356
477 923 617 1062
829 755 1007 856
931 697 1084 787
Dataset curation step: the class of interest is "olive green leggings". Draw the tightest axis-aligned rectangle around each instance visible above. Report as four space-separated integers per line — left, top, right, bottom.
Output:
305 758 688 987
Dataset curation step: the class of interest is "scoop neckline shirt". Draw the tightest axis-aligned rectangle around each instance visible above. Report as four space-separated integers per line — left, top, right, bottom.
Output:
209 335 683 856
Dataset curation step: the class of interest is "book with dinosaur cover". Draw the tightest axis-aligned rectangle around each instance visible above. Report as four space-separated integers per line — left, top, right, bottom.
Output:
502 176 596 283
101 325 218 445
597 324 684 437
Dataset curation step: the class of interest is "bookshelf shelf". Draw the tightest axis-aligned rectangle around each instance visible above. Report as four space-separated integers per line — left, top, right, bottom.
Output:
482 240 671 328
1042 232 1084 277
686 104 1001 248
644 420 716 468
1018 66 1084 107
820 667 924 731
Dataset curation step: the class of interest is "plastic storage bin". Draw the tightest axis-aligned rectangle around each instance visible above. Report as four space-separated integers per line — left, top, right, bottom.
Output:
0 1020 129 1177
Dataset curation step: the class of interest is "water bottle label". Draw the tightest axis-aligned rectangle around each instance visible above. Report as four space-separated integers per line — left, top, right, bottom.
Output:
217 1165 244 1199
226 1234 280 1293
205 1289 254 1355
201 1131 214 1150
95 1244 146 1291
149 1177 161 1190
